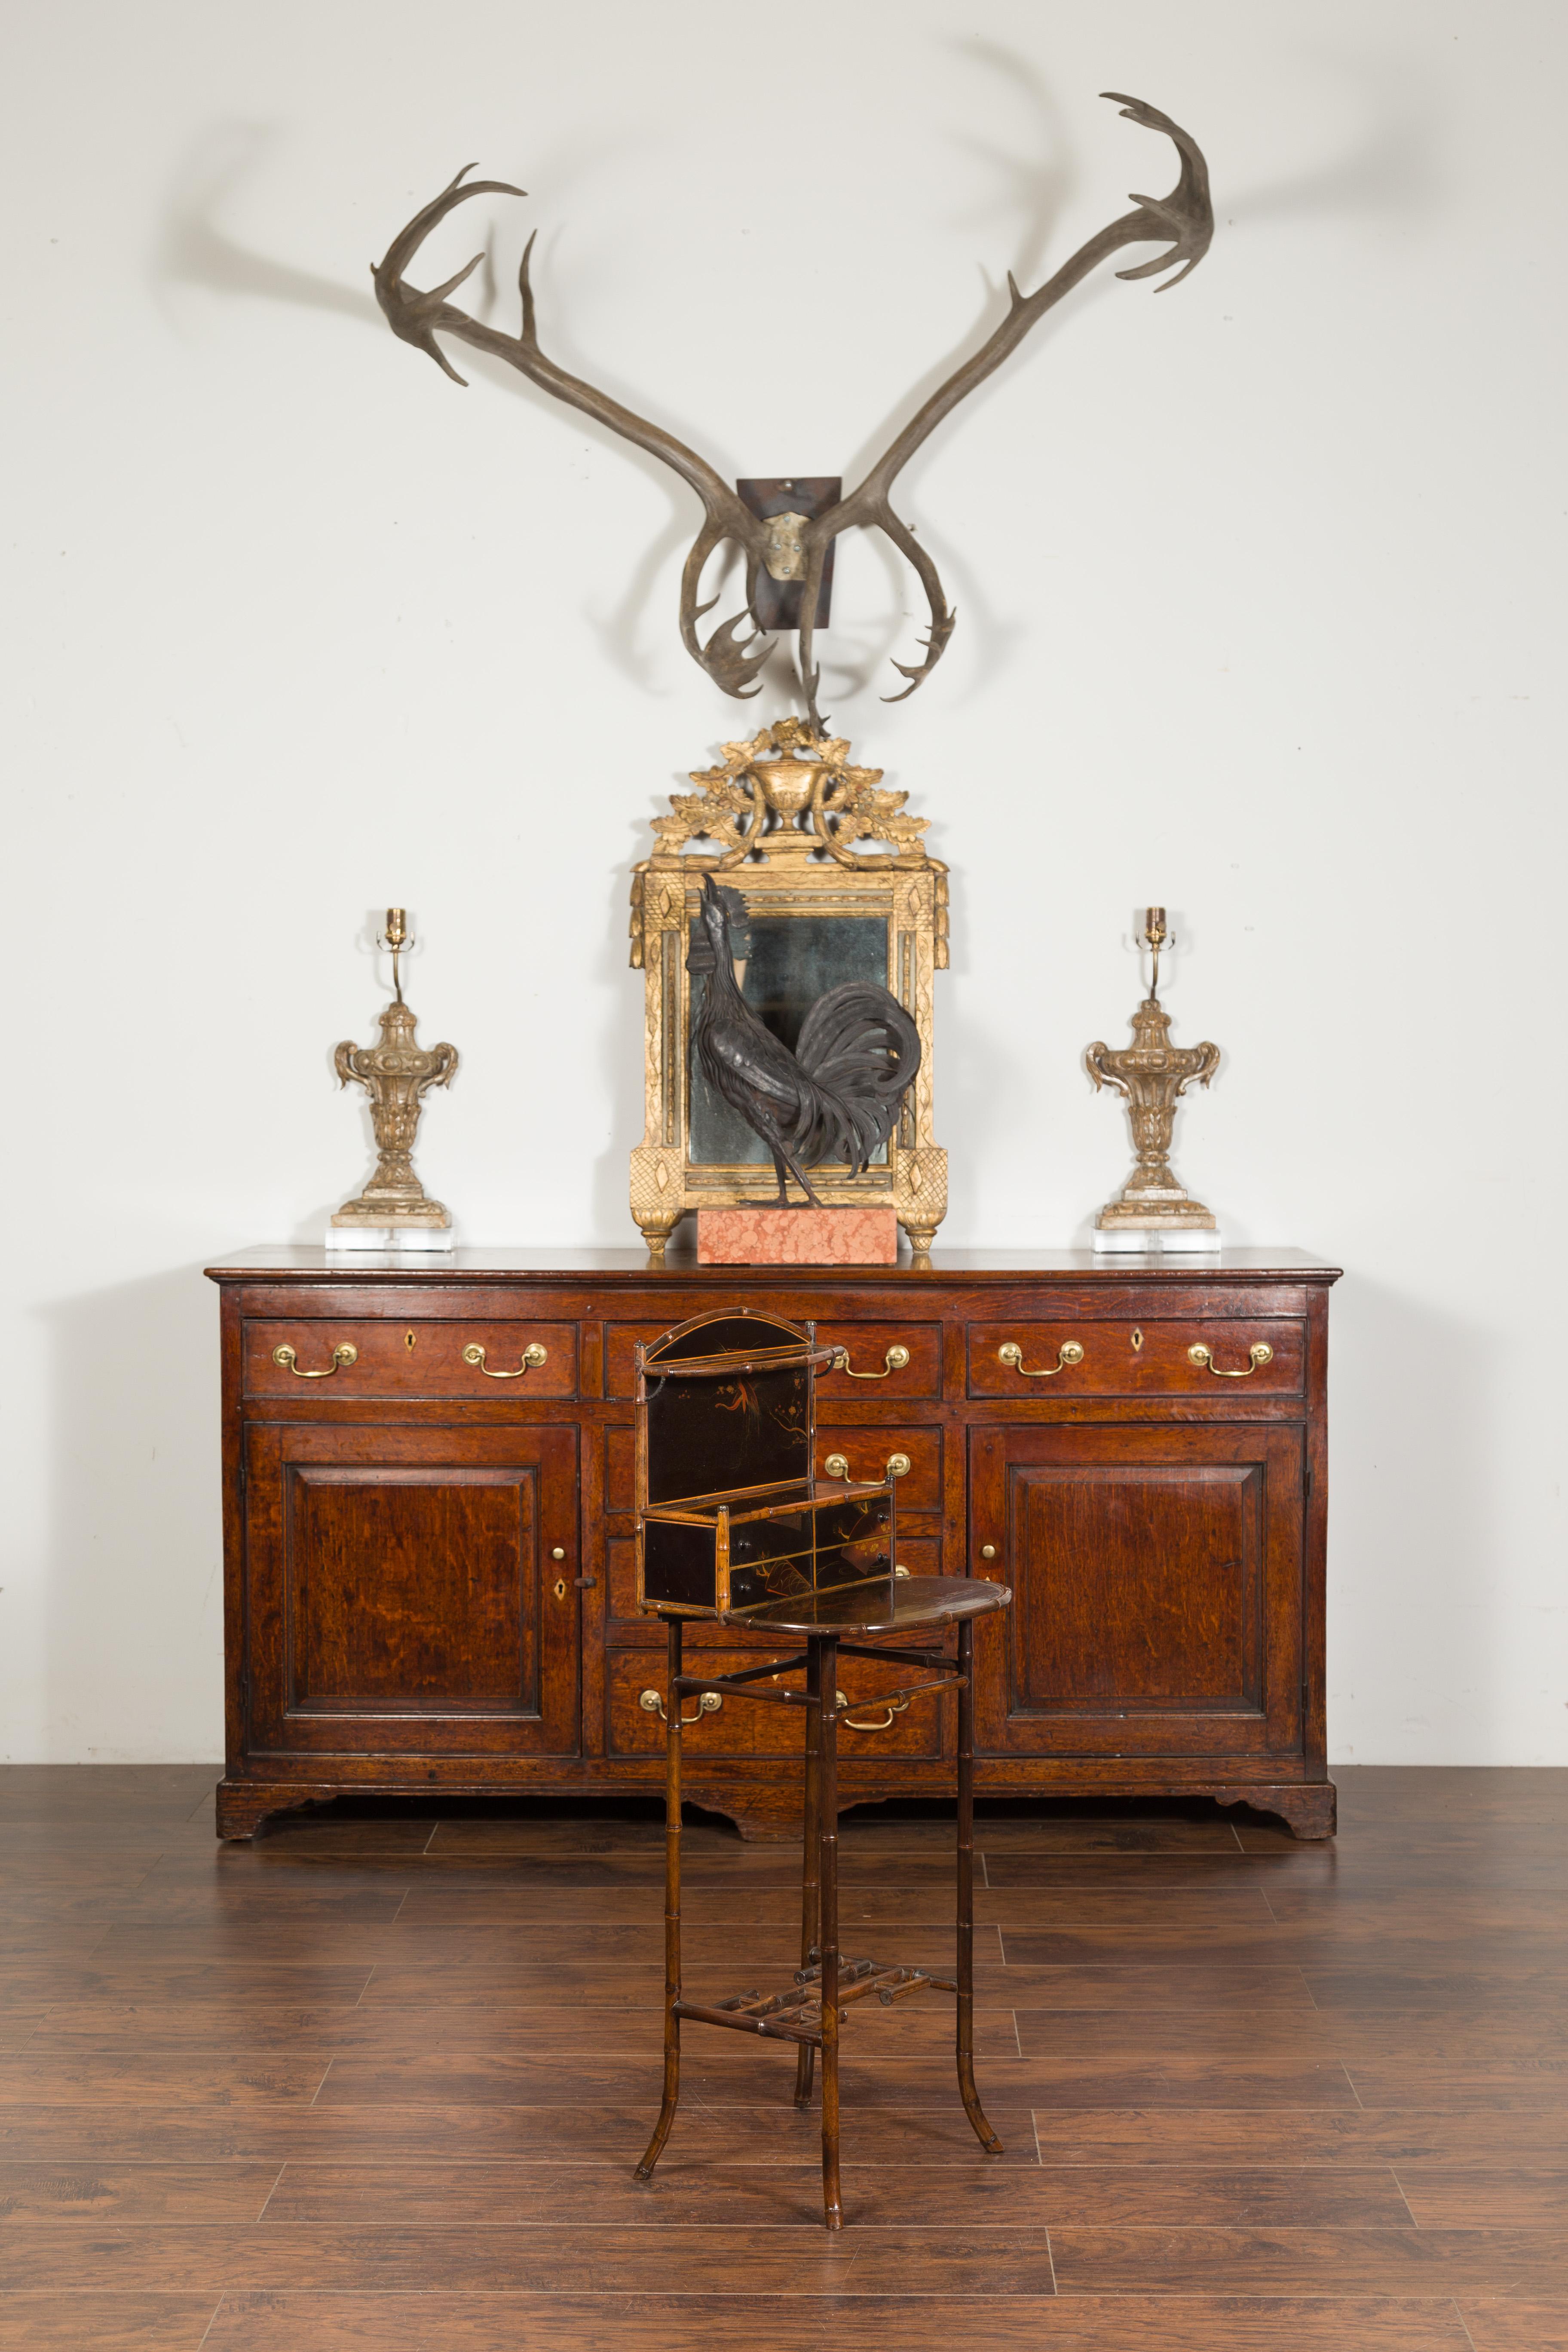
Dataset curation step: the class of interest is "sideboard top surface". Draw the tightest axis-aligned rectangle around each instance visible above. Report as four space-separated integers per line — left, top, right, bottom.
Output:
206 1245 1341 1287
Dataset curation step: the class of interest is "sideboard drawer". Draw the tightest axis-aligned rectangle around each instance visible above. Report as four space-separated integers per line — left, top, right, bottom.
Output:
607 1645 946 1759
245 1319 579 1399
968 1319 1304 1399
813 1424 942 1510
605 1317 939 1400
815 1323 941 1396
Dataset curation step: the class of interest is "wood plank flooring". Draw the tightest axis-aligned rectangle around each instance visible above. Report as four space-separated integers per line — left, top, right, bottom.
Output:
0 1766 1564 2348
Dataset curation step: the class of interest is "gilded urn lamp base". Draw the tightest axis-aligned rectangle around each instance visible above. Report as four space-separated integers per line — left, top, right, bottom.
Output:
328 1197 456 1253
1093 1198 1220 1254
327 910 459 1253
1087 908 1221 1256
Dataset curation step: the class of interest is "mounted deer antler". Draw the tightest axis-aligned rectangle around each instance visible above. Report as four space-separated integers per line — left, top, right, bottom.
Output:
373 92 1211 728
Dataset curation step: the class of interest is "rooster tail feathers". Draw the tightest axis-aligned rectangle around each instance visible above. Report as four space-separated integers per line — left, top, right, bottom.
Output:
796 983 921 1090
790 981 922 1170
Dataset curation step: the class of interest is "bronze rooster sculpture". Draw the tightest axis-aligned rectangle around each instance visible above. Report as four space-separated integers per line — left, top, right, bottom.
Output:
688 876 921 1208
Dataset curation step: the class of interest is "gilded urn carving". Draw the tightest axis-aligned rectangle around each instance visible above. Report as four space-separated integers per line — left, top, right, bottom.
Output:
1086 909 1219 1235
332 912 458 1231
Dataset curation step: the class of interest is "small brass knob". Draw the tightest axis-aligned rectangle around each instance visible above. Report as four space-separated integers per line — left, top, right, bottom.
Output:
980 1544 997 1560
551 1547 566 1560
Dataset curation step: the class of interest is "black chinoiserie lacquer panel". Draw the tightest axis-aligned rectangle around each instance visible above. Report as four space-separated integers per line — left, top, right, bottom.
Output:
637 1308 897 1620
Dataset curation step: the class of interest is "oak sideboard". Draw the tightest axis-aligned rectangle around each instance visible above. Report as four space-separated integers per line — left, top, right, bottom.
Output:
205 1246 1341 1841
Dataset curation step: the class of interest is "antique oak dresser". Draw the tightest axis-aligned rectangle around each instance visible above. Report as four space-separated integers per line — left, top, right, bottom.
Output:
205 1246 1341 1841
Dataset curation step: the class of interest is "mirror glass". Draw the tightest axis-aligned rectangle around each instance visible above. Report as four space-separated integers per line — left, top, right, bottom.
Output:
687 913 890 1166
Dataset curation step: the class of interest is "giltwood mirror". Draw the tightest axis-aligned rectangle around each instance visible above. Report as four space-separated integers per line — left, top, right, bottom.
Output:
629 722 948 1256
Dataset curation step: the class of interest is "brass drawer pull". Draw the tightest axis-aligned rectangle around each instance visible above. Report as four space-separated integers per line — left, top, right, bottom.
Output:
272 1341 358 1378
1188 1340 1274 1378
837 1689 910 1734
640 1688 722 1726
831 1344 910 1380
998 1339 1084 1378
463 1342 548 1379
823 1451 911 1483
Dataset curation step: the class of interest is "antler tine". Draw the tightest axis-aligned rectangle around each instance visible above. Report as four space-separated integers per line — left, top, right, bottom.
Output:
373 170 774 699
798 93 1213 705
1100 93 1213 287
793 537 832 732
372 165 527 385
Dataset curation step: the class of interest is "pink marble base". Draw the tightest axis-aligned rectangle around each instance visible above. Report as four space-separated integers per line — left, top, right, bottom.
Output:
696 1207 900 1266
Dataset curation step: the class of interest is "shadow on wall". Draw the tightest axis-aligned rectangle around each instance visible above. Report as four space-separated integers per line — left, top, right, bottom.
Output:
1325 1271 1496 1760
38 1265 224 1763
150 99 1084 717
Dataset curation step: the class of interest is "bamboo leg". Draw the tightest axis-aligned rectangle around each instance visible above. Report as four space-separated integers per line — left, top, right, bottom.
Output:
817 1632 843 2228
635 1617 683 2180
955 1616 1003 2154
793 1636 821 2110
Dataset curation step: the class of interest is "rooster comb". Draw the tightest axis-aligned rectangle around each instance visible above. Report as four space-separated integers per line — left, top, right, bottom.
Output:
701 876 750 929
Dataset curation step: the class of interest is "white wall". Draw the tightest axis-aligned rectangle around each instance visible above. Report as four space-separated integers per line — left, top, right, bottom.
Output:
3 0 1563 1765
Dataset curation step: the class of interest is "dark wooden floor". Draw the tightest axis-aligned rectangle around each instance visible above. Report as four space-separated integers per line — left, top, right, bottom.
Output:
1 1767 1566 2348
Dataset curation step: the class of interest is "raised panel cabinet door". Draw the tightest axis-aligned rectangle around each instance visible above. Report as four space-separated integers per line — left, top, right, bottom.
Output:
969 1424 1305 1761
243 1423 579 1759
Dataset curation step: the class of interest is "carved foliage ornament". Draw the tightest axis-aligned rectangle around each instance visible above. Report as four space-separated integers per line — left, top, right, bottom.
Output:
649 719 939 876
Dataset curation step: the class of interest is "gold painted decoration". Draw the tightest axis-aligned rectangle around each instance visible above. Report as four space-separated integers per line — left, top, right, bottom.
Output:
628 723 947 1258
331 910 458 1233
1087 908 1218 1236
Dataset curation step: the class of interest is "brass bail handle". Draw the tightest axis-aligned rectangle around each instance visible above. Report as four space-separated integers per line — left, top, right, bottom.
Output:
831 1344 910 1380
998 1339 1084 1378
640 1688 723 1726
823 1451 911 1483
463 1342 548 1379
273 1342 358 1379
1188 1341 1273 1378
837 1690 911 1734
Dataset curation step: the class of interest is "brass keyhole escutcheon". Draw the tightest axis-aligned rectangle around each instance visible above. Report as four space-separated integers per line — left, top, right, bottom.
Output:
553 1579 567 1601
1131 1327 1144 1352
404 1329 417 1351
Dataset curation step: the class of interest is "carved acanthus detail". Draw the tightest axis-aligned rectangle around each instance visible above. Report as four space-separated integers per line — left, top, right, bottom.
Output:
648 720 938 876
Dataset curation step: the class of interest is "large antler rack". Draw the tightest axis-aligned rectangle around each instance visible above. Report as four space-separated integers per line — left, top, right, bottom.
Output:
372 92 1211 730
